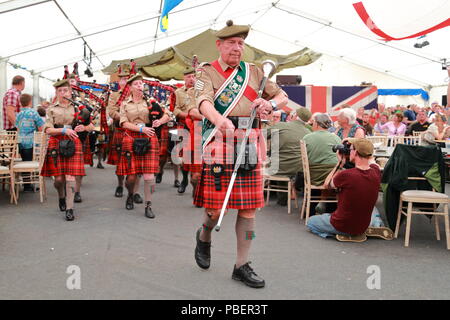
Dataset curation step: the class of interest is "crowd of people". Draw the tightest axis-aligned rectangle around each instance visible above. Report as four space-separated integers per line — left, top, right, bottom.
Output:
2 20 450 289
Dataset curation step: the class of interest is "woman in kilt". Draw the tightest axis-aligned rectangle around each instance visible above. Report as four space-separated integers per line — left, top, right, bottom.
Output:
117 74 170 218
41 79 94 221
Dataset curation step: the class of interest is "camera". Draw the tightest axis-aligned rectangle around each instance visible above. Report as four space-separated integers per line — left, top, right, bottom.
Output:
332 141 351 155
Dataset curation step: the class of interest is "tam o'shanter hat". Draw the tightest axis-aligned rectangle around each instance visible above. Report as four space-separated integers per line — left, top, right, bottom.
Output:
126 74 143 85
53 79 70 88
216 20 250 39
183 66 195 75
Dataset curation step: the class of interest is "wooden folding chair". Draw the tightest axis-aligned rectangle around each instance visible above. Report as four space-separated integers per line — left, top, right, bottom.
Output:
0 132 18 204
299 140 338 223
263 164 298 214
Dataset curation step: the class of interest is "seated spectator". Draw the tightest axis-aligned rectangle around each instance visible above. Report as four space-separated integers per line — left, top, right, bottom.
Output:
377 113 406 136
421 114 450 145
37 105 46 122
406 109 430 135
361 112 373 136
374 113 389 135
271 110 282 124
368 108 378 126
429 105 443 122
15 94 45 191
356 107 364 125
268 108 312 206
304 113 341 186
306 138 393 242
336 108 365 139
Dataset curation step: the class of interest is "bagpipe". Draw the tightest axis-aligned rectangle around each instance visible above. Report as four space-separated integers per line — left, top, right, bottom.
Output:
63 97 95 144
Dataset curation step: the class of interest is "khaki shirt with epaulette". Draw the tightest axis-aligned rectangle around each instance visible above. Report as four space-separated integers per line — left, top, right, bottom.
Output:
173 86 196 118
107 91 121 120
195 57 286 117
43 102 76 132
119 97 169 127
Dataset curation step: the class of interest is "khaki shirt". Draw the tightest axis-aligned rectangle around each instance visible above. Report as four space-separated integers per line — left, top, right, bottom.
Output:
119 97 168 127
173 86 196 118
44 102 76 132
107 91 121 120
195 57 286 117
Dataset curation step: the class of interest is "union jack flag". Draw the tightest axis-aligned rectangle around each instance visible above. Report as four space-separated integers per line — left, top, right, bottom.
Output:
281 85 378 116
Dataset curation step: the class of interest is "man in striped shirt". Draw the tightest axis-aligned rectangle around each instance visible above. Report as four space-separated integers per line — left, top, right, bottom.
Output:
2 75 25 131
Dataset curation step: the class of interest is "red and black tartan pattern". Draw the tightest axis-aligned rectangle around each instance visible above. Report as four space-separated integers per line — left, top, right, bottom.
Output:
193 128 265 210
41 136 86 177
82 135 93 165
158 125 169 157
116 131 160 176
106 129 124 165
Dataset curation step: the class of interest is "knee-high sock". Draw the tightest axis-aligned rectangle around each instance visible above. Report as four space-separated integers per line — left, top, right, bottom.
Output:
117 175 124 187
173 165 180 180
66 180 76 210
126 175 136 196
181 169 189 186
133 175 141 194
143 178 155 202
235 216 255 268
54 178 65 199
75 176 82 193
199 211 218 242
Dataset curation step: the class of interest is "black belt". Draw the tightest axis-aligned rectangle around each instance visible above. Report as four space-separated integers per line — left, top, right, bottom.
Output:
228 117 260 129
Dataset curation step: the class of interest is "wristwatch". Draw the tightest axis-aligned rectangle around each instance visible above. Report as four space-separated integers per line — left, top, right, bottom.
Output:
269 99 278 111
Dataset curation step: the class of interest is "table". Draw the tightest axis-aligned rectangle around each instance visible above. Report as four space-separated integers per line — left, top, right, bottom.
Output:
374 147 450 159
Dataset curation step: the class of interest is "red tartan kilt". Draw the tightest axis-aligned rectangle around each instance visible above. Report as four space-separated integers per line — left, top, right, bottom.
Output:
183 163 203 173
83 135 93 165
107 129 124 165
193 128 265 210
159 125 169 157
116 131 160 176
41 136 86 177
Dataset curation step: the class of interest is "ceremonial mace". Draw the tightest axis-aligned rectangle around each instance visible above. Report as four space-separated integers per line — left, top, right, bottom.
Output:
215 60 277 232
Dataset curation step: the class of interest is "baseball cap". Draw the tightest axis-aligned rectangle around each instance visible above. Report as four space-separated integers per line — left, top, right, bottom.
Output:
347 138 374 157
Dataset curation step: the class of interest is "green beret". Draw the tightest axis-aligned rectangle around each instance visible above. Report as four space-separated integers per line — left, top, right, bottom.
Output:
216 20 249 39
296 107 312 122
127 74 143 84
183 67 195 75
53 79 70 88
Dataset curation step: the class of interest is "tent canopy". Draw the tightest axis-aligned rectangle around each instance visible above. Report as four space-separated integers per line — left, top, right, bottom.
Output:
102 29 321 80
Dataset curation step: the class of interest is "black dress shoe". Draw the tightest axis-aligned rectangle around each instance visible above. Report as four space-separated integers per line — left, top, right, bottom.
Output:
232 262 265 288
174 180 181 188
133 193 143 204
59 198 66 212
74 192 82 203
114 186 123 198
97 162 104 169
126 194 134 210
194 227 211 269
145 201 155 219
177 183 187 194
65 209 74 221
155 173 163 184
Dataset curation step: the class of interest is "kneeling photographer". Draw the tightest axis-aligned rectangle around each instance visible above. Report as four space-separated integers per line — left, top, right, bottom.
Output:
306 138 393 242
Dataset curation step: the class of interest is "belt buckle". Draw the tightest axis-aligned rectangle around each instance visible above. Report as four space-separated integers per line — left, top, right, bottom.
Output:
238 117 250 129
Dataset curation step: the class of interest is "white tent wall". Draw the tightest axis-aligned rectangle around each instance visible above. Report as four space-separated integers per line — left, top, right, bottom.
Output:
429 85 449 105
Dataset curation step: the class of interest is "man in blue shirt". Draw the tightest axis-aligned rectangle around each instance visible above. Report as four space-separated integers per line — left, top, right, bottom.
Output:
16 94 45 191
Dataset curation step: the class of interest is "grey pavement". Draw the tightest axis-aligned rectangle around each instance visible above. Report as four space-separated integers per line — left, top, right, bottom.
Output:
0 163 449 300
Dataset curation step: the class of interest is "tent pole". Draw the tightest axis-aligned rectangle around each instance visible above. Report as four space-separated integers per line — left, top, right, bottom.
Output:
32 72 40 106
153 0 164 54
0 58 8 130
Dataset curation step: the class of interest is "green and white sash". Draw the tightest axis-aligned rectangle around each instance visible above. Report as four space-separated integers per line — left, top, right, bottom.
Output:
202 61 250 150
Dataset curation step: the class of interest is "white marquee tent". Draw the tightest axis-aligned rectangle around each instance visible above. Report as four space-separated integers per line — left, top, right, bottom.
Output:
1 0 449 114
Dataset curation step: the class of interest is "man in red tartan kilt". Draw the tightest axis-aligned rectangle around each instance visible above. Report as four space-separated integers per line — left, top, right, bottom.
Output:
192 20 288 288
41 79 95 221
173 67 203 194
117 74 171 219
107 64 130 198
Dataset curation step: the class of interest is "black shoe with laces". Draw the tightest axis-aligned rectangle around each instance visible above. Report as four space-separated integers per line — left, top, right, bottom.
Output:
145 201 155 219
133 193 143 204
65 209 74 221
59 198 66 212
115 186 123 198
232 262 265 288
156 173 163 184
74 192 82 203
126 194 134 210
174 180 181 188
97 162 104 169
194 227 211 269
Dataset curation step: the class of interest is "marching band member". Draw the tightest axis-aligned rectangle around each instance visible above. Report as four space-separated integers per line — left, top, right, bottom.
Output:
116 74 170 218
193 21 288 288
41 79 94 221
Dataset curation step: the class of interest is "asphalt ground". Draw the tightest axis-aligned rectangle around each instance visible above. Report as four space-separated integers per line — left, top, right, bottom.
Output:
0 163 449 300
